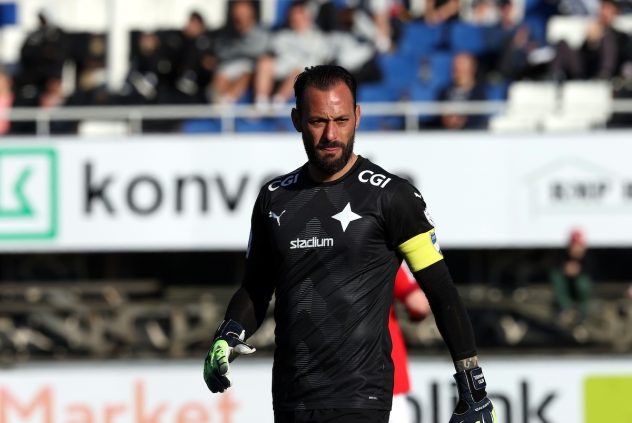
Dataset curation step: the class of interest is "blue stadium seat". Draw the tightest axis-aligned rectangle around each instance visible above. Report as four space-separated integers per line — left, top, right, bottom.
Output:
425 52 454 90
448 22 487 54
524 15 547 46
274 116 296 132
0 3 17 27
358 83 398 102
235 117 278 133
409 82 440 124
273 0 292 28
357 83 404 131
398 22 444 60
182 119 222 133
486 83 508 101
377 53 419 96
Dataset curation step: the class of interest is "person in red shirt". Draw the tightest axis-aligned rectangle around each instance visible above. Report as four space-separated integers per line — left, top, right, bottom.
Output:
390 263 431 422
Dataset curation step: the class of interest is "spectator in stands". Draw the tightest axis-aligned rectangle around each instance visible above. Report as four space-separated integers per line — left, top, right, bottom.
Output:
609 37 632 127
212 0 269 104
254 0 331 109
462 0 503 25
174 11 216 103
491 0 553 80
425 0 461 24
328 5 384 84
549 0 628 80
15 11 68 97
0 71 13 135
436 52 488 130
120 32 164 104
549 229 593 324
10 10 69 134
344 0 394 52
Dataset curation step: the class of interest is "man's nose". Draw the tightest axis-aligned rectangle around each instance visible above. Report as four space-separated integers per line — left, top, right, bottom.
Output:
325 120 338 141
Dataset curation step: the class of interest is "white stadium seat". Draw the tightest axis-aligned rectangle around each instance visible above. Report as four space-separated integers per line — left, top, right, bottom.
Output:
541 81 612 132
489 82 558 132
78 120 129 136
546 16 591 49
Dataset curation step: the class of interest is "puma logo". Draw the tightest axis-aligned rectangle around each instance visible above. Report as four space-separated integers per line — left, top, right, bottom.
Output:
269 210 286 226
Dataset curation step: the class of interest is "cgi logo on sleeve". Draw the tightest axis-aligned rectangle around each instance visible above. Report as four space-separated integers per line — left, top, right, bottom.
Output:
0 148 58 240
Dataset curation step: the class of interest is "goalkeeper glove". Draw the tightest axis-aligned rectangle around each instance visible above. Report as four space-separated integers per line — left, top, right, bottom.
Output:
449 366 498 423
203 319 256 393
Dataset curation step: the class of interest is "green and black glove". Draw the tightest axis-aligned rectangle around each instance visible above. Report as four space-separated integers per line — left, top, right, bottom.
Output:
203 319 256 393
449 366 498 423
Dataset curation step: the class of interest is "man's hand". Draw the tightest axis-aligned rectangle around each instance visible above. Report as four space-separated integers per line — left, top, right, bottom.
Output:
203 319 256 393
450 366 498 423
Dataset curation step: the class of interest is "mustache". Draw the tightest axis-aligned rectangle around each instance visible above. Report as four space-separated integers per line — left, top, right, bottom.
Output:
317 140 345 149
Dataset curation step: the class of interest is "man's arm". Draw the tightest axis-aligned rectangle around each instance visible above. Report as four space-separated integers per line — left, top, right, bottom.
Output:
204 193 277 393
385 181 497 422
412 260 477 361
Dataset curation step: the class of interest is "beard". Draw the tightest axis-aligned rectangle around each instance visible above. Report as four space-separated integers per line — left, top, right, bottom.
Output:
303 133 355 176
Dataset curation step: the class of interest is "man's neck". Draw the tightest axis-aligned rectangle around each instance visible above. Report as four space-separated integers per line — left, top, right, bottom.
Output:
308 153 358 183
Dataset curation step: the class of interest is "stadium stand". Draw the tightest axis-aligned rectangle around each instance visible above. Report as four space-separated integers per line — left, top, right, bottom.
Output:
2 0 632 134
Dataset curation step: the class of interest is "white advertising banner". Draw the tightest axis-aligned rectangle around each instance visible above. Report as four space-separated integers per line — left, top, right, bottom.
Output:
1 356 631 423
1 131 631 251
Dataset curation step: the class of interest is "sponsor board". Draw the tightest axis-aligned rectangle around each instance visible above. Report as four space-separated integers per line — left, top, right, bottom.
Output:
0 132 631 251
2 357 632 423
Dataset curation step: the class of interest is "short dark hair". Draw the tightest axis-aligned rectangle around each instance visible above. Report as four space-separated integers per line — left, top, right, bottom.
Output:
293 65 357 111
189 11 205 25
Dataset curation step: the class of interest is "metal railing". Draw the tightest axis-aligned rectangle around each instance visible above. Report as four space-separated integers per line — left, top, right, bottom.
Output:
3 99 632 136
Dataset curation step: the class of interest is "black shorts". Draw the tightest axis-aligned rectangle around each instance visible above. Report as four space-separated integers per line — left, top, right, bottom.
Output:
274 409 390 423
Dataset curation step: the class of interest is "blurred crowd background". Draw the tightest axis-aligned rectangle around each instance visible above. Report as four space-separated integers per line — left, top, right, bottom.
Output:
1 0 632 134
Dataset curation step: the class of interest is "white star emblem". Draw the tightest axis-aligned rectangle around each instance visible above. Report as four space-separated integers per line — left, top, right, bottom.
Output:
331 202 361 232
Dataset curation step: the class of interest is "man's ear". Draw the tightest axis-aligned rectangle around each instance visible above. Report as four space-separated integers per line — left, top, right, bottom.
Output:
355 104 361 129
291 108 302 133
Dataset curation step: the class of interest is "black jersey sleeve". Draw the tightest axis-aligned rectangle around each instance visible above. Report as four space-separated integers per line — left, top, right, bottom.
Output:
384 180 477 360
383 181 443 272
224 190 278 338
414 261 477 361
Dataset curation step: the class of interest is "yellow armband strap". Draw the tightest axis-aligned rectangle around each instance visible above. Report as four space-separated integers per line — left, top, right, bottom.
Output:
398 229 443 272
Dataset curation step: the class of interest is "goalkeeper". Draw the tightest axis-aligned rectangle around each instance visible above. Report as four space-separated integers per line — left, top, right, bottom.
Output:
203 65 497 423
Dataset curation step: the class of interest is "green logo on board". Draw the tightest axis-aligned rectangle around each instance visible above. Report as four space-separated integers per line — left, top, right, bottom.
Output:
0 148 58 239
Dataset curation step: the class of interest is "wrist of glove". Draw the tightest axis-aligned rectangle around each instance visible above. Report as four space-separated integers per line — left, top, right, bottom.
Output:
203 319 256 393
450 366 498 423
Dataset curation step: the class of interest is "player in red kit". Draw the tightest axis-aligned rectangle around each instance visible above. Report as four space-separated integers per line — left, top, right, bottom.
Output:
390 263 431 422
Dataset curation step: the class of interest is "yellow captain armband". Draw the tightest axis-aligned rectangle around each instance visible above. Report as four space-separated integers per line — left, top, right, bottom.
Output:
397 229 443 272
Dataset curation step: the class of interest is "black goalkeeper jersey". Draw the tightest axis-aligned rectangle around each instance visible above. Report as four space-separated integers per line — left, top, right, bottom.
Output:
243 156 444 411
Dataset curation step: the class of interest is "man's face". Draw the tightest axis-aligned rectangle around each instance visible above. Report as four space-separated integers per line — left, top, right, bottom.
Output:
232 1 255 34
292 82 360 176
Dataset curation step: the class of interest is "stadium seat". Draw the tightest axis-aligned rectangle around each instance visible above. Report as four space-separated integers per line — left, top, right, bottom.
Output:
182 118 222 133
0 2 17 27
448 22 487 55
546 16 591 49
486 83 508 101
524 15 548 46
357 82 404 131
424 52 454 90
377 53 419 96
613 16 632 34
409 81 440 124
541 81 612 132
78 120 129 136
398 22 443 60
235 117 278 133
489 81 558 132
